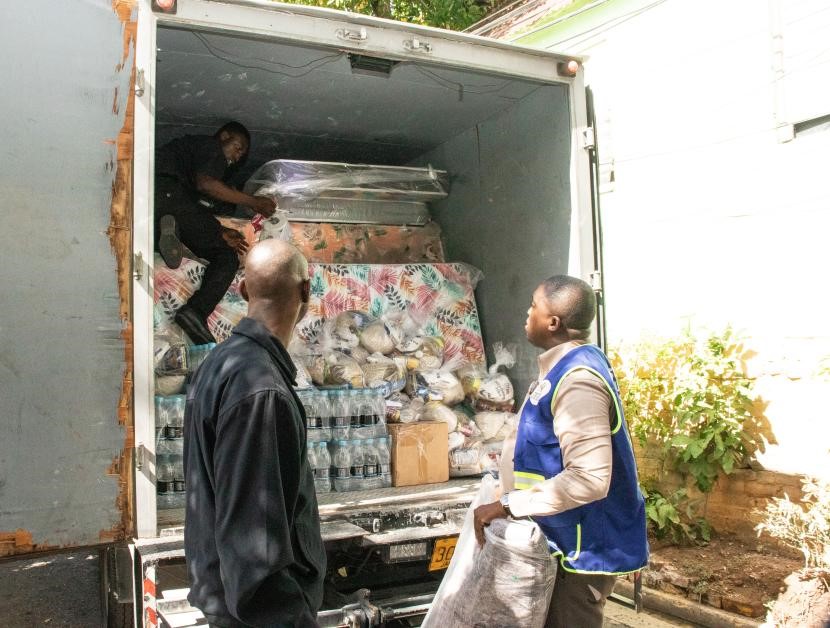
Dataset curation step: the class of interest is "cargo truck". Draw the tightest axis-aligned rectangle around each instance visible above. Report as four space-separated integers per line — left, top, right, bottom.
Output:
0 1 605 625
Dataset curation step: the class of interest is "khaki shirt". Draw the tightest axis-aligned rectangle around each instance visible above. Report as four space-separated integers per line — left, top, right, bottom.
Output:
499 341 614 518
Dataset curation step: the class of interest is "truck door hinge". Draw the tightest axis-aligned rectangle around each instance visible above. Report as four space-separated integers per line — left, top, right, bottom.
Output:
135 442 146 471
336 27 368 43
135 68 145 97
582 127 596 150
403 37 433 54
133 251 144 282
590 270 602 292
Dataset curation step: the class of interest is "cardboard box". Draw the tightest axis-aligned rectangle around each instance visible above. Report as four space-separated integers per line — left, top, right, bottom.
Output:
387 421 449 487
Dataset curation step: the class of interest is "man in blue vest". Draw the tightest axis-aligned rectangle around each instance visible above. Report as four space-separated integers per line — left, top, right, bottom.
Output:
474 275 648 628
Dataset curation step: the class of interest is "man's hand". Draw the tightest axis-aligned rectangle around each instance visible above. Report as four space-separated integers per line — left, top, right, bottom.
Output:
473 500 507 547
251 196 277 218
221 228 249 256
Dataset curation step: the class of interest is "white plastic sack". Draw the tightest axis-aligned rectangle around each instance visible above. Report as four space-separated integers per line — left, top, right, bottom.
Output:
422 475 556 628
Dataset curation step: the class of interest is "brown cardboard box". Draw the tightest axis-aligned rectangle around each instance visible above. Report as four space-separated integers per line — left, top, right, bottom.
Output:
387 421 449 487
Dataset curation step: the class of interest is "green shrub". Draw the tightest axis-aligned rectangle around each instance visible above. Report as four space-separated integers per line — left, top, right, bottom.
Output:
642 485 711 545
611 328 758 493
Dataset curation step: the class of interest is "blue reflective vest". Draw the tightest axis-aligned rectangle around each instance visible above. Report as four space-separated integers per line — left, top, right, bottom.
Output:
513 344 649 575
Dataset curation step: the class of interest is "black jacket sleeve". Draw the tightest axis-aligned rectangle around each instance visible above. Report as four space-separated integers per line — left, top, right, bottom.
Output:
212 389 317 627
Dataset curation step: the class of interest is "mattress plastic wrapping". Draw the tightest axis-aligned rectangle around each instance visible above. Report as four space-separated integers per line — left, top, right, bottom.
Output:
422 475 556 628
243 159 449 203
275 197 432 225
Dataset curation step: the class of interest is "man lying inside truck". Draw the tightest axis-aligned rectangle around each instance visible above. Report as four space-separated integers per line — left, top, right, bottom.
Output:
154 120 277 345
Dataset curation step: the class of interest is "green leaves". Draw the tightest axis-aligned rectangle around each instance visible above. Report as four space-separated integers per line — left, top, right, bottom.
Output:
284 0 488 30
612 328 757 493
643 486 710 545
612 328 761 541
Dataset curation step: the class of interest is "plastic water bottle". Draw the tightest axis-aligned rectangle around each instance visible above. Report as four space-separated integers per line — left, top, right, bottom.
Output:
371 390 388 438
333 440 352 492
362 438 380 489
348 390 362 431
331 390 350 441
307 442 318 480
155 395 185 438
300 391 320 442
156 440 175 496
316 442 331 493
349 439 365 490
317 391 332 442
377 436 392 488
170 437 185 493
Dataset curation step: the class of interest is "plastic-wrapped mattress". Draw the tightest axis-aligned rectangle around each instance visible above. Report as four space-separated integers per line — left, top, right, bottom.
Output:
241 159 448 225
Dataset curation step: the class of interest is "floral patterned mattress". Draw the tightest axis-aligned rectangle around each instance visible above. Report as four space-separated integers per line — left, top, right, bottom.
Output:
288 222 444 264
153 259 485 367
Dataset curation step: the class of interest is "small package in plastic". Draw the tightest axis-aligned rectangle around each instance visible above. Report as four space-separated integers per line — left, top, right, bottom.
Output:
460 342 516 412
357 318 395 355
324 310 373 351
421 475 556 628
362 353 406 396
421 401 459 433
385 393 424 424
406 368 465 406
324 351 365 388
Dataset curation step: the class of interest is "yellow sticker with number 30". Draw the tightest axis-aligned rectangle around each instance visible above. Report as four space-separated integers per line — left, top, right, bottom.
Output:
428 537 457 571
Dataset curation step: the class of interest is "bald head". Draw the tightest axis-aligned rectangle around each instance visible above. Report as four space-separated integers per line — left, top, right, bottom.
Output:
241 240 310 343
245 239 308 301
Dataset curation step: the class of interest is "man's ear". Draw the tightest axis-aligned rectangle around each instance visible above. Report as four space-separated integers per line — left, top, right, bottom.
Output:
300 278 310 304
548 315 561 332
239 278 249 303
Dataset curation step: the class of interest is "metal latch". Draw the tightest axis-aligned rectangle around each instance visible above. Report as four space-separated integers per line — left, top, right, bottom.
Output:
336 27 368 43
590 270 602 292
582 126 596 150
403 37 433 53
135 68 145 97
135 442 146 471
133 251 144 282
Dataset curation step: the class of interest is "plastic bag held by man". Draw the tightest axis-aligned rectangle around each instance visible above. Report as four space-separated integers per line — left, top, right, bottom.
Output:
421 475 556 628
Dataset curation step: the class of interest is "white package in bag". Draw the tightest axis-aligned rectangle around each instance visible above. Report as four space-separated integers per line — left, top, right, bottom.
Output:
422 475 556 628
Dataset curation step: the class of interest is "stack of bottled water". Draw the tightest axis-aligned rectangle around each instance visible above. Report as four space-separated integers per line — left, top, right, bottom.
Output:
155 396 185 509
298 388 392 493
153 341 218 510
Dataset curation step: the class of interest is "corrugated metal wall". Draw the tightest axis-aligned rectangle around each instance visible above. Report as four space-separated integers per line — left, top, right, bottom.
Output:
0 0 135 555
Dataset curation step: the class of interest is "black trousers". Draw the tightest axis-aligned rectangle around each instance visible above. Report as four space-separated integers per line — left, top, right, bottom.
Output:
154 179 239 320
544 567 617 628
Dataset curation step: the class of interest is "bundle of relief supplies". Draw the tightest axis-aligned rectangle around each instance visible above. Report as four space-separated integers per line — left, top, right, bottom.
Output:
421 475 556 628
443 343 519 477
288 303 519 480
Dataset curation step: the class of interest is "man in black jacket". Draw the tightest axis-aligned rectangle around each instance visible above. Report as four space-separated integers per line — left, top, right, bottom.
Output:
155 121 277 345
183 239 326 627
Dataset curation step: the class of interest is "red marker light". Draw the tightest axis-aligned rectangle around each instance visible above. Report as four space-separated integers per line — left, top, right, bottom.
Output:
557 59 580 77
152 0 177 13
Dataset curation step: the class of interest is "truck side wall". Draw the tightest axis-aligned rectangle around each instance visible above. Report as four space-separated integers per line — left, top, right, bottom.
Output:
0 0 134 555
415 84 573 394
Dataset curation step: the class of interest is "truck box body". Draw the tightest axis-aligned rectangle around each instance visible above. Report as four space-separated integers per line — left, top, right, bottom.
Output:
0 1 600 624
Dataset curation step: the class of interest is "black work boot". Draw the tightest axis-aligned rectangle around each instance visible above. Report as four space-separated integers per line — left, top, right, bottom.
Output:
174 305 216 346
158 214 184 269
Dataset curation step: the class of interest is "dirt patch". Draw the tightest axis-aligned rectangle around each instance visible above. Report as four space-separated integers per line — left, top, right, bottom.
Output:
642 533 804 619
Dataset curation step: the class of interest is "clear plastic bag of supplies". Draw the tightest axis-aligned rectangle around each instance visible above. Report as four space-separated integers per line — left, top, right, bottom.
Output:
421 475 556 628
459 342 517 412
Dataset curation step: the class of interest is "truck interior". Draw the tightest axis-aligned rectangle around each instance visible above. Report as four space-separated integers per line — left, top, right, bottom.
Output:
154 24 575 398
